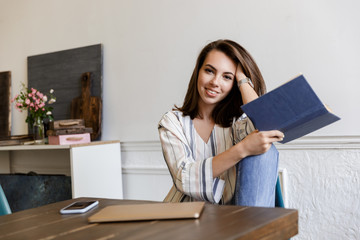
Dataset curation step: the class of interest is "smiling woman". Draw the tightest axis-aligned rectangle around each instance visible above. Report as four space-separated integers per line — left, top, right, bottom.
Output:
158 39 284 206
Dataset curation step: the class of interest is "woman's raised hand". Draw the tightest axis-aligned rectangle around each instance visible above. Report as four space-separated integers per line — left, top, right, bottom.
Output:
235 65 247 82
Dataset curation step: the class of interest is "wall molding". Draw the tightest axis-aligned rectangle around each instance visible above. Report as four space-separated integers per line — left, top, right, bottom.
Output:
121 135 360 152
121 141 162 152
122 167 169 175
274 135 360 150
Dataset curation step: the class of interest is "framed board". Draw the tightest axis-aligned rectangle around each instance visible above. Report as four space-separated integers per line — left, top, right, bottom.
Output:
27 44 103 139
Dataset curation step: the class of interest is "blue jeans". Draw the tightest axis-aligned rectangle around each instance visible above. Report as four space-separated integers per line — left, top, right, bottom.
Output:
233 144 279 207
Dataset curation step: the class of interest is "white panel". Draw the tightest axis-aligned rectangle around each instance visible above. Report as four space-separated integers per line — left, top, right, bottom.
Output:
70 143 123 199
122 168 172 201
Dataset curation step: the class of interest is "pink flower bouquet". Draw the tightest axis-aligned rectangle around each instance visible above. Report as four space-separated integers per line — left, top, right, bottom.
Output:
12 83 56 126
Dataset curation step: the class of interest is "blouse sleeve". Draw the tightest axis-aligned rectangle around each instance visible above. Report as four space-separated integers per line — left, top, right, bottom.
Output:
158 112 224 203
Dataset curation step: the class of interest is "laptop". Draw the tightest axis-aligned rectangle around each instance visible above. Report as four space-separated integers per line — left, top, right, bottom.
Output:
88 201 205 223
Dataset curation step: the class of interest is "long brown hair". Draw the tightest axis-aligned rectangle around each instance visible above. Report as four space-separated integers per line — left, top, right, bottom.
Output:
175 39 266 127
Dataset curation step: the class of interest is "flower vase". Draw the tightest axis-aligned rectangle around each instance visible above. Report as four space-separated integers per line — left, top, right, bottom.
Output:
33 116 45 144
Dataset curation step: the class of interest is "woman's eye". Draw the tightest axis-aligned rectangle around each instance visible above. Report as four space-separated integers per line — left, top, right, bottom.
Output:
205 68 214 74
223 75 233 80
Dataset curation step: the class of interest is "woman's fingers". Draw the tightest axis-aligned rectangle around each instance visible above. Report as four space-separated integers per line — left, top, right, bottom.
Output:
261 130 284 142
235 64 246 81
240 130 284 157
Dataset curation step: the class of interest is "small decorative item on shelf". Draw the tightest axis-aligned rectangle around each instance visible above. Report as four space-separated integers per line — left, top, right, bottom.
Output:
47 119 92 145
12 83 56 144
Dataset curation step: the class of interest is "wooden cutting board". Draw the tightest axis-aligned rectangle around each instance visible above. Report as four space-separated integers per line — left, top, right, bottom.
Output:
0 71 11 137
71 72 102 140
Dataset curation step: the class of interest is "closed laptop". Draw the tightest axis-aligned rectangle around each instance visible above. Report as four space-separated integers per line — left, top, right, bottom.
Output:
88 201 205 223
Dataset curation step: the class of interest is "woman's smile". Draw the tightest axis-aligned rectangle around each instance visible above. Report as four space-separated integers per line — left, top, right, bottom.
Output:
205 88 219 97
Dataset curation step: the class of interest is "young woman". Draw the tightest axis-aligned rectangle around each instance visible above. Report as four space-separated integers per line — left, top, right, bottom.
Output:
158 39 284 206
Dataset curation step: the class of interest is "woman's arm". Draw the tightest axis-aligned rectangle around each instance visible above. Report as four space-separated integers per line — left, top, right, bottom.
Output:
236 66 258 104
212 130 283 177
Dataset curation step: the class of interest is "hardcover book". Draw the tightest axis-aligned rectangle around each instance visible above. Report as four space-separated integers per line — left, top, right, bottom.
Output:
241 74 340 143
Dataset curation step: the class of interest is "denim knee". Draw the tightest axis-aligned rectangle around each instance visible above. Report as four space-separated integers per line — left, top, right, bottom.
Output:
234 144 279 207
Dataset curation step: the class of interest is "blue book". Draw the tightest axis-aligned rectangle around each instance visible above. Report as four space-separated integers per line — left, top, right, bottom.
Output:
241 74 340 143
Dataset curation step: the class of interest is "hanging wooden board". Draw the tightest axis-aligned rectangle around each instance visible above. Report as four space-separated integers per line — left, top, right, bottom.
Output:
28 44 103 140
0 71 11 137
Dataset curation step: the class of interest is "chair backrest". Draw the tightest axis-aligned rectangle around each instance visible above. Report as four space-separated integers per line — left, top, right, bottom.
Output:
0 184 11 215
275 177 285 208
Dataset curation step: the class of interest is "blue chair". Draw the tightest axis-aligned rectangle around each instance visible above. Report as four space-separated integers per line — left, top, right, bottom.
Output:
0 184 11 215
275 177 285 208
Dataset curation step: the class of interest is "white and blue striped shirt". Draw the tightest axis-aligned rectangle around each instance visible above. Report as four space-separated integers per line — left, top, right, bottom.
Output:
158 110 254 204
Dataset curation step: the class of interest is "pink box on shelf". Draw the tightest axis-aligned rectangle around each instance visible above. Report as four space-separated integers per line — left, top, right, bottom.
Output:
48 133 91 145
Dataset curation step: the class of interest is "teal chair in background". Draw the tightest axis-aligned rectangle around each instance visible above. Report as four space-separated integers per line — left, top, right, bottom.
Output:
0 184 11 216
275 177 285 208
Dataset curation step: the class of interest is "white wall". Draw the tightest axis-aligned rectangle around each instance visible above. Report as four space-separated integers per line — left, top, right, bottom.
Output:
1 0 360 239
1 0 359 140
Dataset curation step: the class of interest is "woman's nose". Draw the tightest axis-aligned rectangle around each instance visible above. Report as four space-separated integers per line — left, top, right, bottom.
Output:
210 75 220 85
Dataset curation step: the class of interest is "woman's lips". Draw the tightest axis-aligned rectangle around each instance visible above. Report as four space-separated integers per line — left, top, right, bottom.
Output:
205 88 218 97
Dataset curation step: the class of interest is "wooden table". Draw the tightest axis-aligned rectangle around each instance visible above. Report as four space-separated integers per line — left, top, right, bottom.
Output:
0 198 298 240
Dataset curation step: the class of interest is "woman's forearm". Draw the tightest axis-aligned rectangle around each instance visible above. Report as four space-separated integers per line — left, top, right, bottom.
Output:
235 66 259 104
212 141 248 178
238 80 258 104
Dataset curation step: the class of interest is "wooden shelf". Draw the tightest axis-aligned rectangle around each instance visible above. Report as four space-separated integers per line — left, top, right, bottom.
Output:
0 140 123 199
0 140 120 151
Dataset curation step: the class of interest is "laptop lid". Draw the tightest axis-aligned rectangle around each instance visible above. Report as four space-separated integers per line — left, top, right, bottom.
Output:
88 201 205 223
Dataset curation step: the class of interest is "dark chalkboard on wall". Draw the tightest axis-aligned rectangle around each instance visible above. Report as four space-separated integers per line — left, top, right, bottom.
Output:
27 44 103 139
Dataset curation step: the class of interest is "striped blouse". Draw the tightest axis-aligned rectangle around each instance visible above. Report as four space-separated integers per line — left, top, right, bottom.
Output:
158 110 254 204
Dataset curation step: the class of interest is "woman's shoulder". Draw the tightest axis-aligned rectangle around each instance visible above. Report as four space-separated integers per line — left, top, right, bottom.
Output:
160 110 188 122
158 110 189 142
158 110 185 128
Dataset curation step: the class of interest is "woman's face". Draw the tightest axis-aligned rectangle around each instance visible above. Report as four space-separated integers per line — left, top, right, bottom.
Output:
197 50 236 110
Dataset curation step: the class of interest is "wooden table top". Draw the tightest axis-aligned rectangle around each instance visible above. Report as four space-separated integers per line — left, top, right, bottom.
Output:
0 198 298 240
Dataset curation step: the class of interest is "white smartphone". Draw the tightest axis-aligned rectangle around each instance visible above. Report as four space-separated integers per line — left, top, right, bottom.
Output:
60 200 99 214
